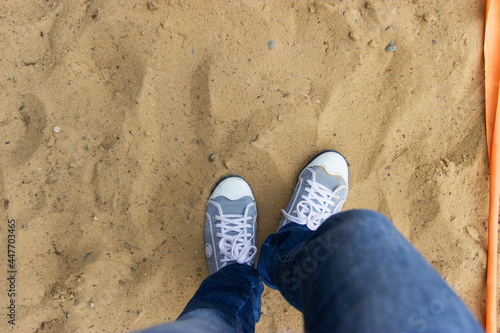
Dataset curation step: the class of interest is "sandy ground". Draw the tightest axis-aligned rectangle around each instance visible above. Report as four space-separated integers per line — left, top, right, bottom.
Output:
0 0 496 332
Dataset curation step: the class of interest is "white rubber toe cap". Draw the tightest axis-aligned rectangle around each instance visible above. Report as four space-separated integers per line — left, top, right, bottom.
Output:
304 151 349 185
210 177 254 201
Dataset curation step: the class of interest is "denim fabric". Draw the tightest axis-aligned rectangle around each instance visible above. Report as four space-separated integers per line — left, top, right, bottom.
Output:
139 209 484 333
139 315 234 333
258 209 484 333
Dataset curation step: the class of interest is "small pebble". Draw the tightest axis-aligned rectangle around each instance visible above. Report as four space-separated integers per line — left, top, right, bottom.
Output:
53 126 61 133
83 252 93 262
267 40 276 50
423 13 436 22
74 300 79 306
124 242 131 250
22 224 28 230
89 302 95 308
348 31 360 41
433 40 437 45
148 1 159 10
385 40 396 52
466 226 480 241
196 268 202 272
209 153 217 162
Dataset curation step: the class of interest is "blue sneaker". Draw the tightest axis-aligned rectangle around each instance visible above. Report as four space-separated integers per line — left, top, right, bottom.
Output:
278 150 349 231
204 176 257 274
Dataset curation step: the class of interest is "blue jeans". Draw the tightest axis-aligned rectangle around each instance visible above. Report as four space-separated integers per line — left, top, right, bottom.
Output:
140 210 484 333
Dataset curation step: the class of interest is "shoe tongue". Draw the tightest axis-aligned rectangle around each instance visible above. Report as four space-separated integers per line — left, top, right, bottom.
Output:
308 166 347 189
213 196 254 215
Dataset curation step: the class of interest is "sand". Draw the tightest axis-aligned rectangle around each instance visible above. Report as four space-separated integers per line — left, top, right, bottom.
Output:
0 0 495 332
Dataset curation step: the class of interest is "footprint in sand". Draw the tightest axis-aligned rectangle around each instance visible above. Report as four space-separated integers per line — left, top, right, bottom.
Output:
88 43 145 212
45 4 148 213
92 156 138 214
88 28 146 150
5 94 47 167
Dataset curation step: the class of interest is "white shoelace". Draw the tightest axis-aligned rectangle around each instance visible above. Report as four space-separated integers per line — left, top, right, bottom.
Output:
282 168 347 230
210 201 257 267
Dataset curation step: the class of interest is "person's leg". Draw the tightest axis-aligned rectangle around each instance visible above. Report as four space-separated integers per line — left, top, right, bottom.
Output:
141 264 263 333
176 264 263 333
140 177 263 333
258 150 483 332
259 210 483 332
